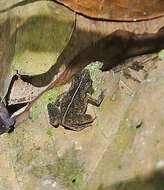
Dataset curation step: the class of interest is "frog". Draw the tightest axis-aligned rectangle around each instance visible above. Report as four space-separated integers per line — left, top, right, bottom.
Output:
47 69 104 131
0 98 16 134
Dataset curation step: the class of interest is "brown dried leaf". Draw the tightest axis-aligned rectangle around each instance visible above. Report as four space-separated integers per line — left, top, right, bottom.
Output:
55 0 164 21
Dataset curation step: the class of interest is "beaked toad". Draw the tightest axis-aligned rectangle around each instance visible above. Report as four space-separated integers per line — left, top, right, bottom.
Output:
47 69 104 131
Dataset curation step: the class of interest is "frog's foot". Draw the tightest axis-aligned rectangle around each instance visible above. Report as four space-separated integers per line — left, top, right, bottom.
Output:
63 114 96 132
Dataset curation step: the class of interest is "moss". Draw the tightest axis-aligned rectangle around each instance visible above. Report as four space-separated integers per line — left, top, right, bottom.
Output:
116 120 129 136
31 147 84 190
111 90 122 103
97 122 108 132
116 127 126 136
101 103 109 111
115 123 134 153
115 182 123 188
86 62 103 74
2 133 10 139
31 146 85 190
97 183 104 190
158 49 164 60
121 92 130 100
46 126 54 137
16 151 38 166
0 178 9 190
110 156 122 169
31 165 48 178
111 94 116 101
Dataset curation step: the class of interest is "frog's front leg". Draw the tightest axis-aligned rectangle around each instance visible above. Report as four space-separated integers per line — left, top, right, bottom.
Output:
86 90 105 106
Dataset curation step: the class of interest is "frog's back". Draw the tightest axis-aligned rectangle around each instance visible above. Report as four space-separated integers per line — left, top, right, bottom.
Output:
60 89 87 115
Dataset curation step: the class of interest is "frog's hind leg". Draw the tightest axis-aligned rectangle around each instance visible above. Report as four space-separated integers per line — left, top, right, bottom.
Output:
47 103 60 127
63 114 96 132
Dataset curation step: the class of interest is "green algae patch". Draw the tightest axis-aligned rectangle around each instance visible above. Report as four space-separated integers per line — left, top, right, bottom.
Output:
16 150 39 166
97 122 109 132
111 94 116 101
115 118 136 153
86 62 103 74
158 49 164 60
110 89 121 103
46 126 54 138
97 183 104 190
31 146 85 190
115 131 133 153
31 165 49 178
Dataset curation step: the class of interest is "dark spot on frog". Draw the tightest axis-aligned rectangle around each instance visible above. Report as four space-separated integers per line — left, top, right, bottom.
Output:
47 69 105 131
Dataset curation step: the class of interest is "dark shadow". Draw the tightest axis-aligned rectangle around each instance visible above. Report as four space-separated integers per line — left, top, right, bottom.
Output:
20 19 103 87
100 169 164 190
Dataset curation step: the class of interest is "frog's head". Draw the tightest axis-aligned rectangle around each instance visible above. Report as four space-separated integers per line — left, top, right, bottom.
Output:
81 69 93 92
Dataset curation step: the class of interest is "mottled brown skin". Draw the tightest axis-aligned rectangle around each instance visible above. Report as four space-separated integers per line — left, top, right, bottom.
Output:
47 69 104 131
0 99 15 134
